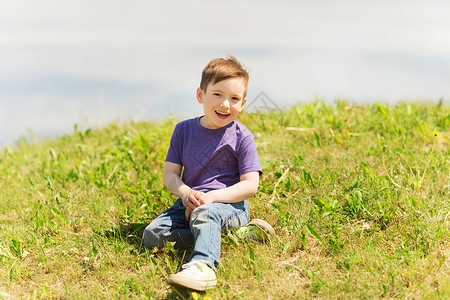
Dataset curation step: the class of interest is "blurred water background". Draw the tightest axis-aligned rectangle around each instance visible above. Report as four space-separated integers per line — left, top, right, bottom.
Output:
1 0 450 146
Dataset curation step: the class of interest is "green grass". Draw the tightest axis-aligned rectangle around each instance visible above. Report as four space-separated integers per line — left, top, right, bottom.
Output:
1 100 449 299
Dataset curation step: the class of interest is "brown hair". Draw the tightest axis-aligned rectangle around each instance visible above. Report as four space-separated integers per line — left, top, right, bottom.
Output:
200 56 249 97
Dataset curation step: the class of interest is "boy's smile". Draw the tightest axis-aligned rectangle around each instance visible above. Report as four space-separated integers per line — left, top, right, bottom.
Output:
196 78 247 129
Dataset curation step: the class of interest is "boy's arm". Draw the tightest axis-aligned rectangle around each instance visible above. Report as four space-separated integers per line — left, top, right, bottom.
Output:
163 161 202 212
198 171 259 205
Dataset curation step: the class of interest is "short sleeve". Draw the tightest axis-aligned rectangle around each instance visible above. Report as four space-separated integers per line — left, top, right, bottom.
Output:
237 133 262 176
165 124 182 165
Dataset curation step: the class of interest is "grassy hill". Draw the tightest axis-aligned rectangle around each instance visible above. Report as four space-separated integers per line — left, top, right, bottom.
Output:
0 100 449 299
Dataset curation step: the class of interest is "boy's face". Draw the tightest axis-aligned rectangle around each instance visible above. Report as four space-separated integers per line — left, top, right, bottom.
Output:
196 78 247 129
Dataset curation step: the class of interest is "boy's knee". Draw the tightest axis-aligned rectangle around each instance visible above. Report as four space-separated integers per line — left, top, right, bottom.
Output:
190 203 221 224
142 223 163 249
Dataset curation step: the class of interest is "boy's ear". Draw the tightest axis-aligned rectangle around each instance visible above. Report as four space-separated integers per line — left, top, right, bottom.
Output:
196 88 204 104
239 97 247 112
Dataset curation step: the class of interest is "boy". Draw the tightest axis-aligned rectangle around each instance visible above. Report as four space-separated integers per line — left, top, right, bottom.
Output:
142 56 273 291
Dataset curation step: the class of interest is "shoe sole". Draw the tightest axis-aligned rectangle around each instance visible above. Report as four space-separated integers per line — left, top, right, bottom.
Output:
168 275 217 291
249 219 275 235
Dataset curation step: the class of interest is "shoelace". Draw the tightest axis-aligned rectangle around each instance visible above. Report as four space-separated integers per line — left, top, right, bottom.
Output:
180 261 204 275
237 226 259 239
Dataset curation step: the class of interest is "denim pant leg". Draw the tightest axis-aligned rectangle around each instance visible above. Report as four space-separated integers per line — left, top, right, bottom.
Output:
142 198 194 250
188 201 250 271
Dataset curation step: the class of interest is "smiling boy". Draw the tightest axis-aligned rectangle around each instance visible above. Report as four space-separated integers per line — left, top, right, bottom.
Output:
142 56 273 291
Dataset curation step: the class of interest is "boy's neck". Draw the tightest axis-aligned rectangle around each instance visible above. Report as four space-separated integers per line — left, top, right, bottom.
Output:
198 116 234 130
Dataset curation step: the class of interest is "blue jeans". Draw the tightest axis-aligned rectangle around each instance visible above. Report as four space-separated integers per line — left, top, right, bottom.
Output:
142 198 250 270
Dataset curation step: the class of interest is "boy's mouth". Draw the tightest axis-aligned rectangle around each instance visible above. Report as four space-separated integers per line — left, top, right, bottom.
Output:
215 110 230 118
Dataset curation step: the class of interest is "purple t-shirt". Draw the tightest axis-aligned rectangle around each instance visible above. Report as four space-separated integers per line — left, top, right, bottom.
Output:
166 116 262 191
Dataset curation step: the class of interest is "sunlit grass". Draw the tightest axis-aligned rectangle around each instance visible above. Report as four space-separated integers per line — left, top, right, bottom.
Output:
0 100 449 298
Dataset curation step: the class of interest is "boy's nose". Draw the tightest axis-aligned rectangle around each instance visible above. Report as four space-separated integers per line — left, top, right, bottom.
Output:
222 99 230 108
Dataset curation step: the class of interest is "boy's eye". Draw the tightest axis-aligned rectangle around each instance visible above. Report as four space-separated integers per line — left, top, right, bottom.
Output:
213 93 221 97
232 97 240 101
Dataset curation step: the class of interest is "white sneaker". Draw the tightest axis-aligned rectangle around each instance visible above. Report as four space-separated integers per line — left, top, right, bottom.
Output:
235 219 275 242
168 261 217 291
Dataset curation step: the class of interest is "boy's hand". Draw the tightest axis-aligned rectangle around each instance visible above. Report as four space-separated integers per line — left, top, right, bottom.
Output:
185 207 193 220
197 191 216 205
181 189 203 211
